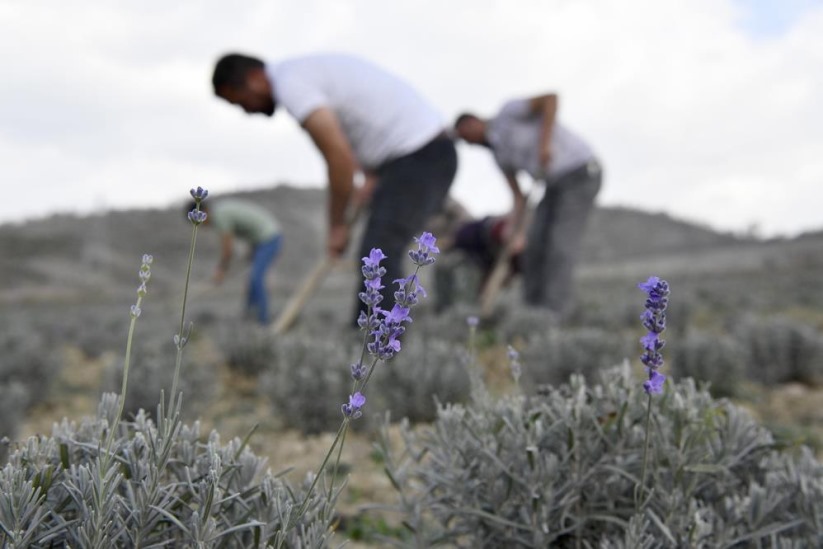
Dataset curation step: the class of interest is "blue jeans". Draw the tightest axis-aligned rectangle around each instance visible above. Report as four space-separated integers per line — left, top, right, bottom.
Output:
247 235 282 324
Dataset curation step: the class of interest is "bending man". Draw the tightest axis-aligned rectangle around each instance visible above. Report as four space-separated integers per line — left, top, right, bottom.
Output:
212 52 458 321
454 94 602 317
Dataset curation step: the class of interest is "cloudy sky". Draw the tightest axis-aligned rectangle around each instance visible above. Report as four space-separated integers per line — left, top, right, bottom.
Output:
1 0 821 237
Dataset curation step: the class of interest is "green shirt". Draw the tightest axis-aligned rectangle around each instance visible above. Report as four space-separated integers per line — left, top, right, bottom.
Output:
210 200 280 245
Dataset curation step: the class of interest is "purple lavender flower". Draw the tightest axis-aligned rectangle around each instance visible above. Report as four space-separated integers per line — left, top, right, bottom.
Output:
638 276 670 395
393 274 427 307
507 345 522 382
350 362 367 381
362 248 387 280
188 209 208 225
190 186 209 201
341 391 366 419
467 316 479 328
361 234 438 362
358 277 385 308
409 232 440 266
382 304 412 326
643 370 666 394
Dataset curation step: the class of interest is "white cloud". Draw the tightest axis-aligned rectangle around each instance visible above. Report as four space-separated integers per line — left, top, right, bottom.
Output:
0 0 821 236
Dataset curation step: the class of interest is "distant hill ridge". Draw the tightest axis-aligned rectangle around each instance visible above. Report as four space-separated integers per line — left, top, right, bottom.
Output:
0 184 760 301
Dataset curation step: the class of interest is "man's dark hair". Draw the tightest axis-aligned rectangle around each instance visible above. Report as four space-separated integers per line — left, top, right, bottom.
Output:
454 112 480 129
212 53 264 92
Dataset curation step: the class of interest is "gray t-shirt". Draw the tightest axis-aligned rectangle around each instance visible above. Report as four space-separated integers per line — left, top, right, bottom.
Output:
210 200 280 245
487 99 594 181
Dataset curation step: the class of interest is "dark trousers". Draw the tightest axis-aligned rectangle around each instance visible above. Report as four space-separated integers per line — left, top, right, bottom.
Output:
523 161 602 316
354 135 458 321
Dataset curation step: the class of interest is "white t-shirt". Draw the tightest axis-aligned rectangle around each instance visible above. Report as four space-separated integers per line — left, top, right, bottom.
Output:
266 53 445 170
487 99 594 181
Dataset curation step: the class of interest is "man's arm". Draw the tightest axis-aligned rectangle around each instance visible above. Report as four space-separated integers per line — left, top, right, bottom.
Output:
302 107 358 258
214 233 234 284
528 93 558 169
503 172 528 254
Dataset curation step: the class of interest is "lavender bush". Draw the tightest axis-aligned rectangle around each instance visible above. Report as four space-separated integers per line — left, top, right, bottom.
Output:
670 330 746 397
260 336 356 434
518 326 632 390
735 314 823 386
0 396 335 547
371 335 471 423
103 333 219 421
0 188 336 547
377 365 823 547
0 321 62 409
217 322 279 377
0 382 28 463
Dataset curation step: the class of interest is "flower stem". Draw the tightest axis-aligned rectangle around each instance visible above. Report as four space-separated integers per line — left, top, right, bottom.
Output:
278 418 349 547
635 392 653 511
168 215 201 416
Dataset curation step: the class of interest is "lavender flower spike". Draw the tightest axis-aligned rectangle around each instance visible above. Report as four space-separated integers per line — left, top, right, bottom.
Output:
637 276 670 395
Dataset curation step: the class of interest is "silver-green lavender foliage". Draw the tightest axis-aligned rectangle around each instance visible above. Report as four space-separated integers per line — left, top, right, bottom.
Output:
103 334 219 421
669 330 747 397
518 327 632 389
371 335 471 424
377 364 823 547
735 314 823 386
217 322 280 377
0 382 28 462
0 393 336 548
259 336 356 435
0 320 62 409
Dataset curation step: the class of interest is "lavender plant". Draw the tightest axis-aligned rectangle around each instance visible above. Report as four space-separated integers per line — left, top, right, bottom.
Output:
260 336 356 434
735 314 823 386
371 335 471 423
0 382 28 463
635 276 670 513
275 233 441 548
0 188 335 547
519 326 632 390
670 330 746 397
217 322 280 377
0 320 62 409
376 364 823 547
103 332 219 421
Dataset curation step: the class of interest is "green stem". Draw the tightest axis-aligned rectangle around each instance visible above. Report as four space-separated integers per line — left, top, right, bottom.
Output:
277 419 349 548
168 216 201 416
103 295 142 457
325 420 350 514
635 393 653 512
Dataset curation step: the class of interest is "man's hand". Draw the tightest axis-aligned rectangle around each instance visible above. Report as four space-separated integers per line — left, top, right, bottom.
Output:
328 223 349 258
303 107 357 234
